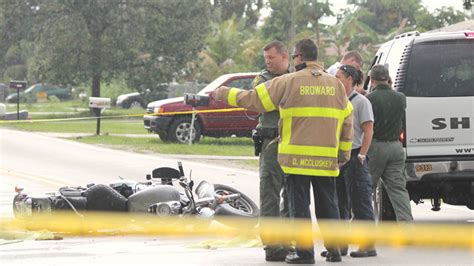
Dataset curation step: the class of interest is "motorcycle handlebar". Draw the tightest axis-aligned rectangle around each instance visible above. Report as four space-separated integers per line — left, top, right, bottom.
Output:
216 193 240 204
194 193 240 207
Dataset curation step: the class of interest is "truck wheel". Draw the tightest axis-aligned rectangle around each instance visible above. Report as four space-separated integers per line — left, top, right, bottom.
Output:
374 180 396 221
168 117 201 144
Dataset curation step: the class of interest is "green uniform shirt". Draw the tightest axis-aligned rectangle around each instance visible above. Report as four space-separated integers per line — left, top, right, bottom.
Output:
367 83 406 141
253 69 285 129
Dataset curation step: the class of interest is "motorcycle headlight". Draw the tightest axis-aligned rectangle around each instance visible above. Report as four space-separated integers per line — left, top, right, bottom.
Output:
149 201 181 217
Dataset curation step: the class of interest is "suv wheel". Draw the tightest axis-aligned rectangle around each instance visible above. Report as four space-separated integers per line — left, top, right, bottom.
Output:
168 117 201 144
374 180 396 221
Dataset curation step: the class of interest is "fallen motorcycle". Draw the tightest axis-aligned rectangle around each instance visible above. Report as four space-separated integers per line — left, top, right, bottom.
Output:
13 162 259 220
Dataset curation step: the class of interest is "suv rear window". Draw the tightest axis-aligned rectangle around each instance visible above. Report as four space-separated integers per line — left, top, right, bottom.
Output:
403 39 474 97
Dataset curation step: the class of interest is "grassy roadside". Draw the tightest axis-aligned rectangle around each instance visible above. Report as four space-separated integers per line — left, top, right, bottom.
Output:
2 100 257 169
1 117 255 156
3 100 146 120
72 135 254 156
4 100 89 113
3 119 147 134
71 135 259 169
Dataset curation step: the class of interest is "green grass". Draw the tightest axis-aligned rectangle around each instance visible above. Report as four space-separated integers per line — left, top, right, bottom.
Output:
2 100 256 160
71 135 254 156
2 118 147 134
5 100 89 113
4 100 146 120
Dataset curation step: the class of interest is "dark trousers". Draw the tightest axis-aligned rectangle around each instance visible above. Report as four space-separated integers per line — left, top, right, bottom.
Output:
286 174 340 259
259 138 289 250
337 149 375 221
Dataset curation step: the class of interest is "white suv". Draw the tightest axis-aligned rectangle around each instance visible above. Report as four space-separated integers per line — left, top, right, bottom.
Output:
366 31 474 220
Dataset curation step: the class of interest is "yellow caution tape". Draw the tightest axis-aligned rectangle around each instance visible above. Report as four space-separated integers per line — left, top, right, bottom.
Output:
149 107 247 116
0 108 249 124
1 212 473 250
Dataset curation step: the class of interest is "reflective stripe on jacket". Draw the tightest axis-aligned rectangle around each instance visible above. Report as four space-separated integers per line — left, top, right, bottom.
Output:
216 61 353 177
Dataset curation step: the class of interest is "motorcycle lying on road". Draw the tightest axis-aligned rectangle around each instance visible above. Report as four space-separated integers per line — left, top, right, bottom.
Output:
13 162 259 221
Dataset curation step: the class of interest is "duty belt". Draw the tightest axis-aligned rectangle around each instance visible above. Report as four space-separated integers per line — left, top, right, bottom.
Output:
257 127 278 139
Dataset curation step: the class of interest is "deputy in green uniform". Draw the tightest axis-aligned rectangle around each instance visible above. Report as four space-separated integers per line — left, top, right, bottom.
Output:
252 40 291 262
367 64 413 222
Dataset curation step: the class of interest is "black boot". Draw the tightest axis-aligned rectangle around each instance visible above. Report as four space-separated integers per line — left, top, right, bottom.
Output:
325 249 342 262
321 246 347 257
265 247 289 262
285 253 315 264
350 247 377 258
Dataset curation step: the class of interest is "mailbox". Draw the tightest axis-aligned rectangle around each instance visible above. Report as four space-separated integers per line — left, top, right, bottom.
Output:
89 97 111 109
9 80 27 90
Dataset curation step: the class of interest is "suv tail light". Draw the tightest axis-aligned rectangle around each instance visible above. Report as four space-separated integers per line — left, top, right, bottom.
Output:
400 130 406 147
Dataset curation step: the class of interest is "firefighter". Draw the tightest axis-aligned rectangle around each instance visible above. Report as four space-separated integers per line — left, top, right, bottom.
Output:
212 38 353 264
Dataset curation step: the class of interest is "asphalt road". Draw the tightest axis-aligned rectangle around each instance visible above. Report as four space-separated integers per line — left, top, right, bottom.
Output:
0 128 473 265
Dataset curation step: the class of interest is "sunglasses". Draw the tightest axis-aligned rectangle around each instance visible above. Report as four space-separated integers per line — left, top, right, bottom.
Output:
339 65 356 79
291 54 301 60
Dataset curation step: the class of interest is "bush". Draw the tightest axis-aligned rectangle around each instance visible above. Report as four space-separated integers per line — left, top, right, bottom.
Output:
101 78 135 104
48 95 61 103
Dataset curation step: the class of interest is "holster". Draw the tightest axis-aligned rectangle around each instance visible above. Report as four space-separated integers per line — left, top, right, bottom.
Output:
252 129 263 156
257 127 279 139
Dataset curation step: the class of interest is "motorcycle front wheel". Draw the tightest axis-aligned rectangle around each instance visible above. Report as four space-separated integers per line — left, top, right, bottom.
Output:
213 184 259 217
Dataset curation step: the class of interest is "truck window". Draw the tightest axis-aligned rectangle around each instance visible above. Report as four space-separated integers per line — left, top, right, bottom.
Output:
226 78 254 91
404 40 474 97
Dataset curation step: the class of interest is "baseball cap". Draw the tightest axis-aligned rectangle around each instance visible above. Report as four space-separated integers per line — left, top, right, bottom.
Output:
369 64 390 81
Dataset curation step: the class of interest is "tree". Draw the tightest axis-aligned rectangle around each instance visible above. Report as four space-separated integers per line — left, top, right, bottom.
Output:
413 6 467 32
198 18 263 81
352 0 423 34
211 0 264 28
432 6 467 27
323 8 379 69
0 0 38 81
23 0 210 99
261 0 333 44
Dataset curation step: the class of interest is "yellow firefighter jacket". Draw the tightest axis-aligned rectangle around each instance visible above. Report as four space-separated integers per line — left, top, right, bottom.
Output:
215 61 353 177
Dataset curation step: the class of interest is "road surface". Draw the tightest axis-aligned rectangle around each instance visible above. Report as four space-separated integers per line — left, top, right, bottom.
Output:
0 128 472 265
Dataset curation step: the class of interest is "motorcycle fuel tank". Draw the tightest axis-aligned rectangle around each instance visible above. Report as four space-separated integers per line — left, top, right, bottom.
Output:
127 185 180 212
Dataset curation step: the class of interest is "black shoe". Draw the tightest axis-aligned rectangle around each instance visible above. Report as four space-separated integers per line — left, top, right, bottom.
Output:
265 248 288 262
320 246 347 257
326 249 342 262
285 253 315 264
350 248 377 258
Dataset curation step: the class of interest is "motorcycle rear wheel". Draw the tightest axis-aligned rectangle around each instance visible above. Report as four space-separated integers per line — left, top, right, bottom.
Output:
214 184 259 217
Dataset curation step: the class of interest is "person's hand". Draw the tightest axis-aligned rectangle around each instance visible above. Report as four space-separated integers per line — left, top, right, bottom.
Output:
216 85 229 92
357 154 366 165
210 86 229 101
338 161 346 169
208 91 216 100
